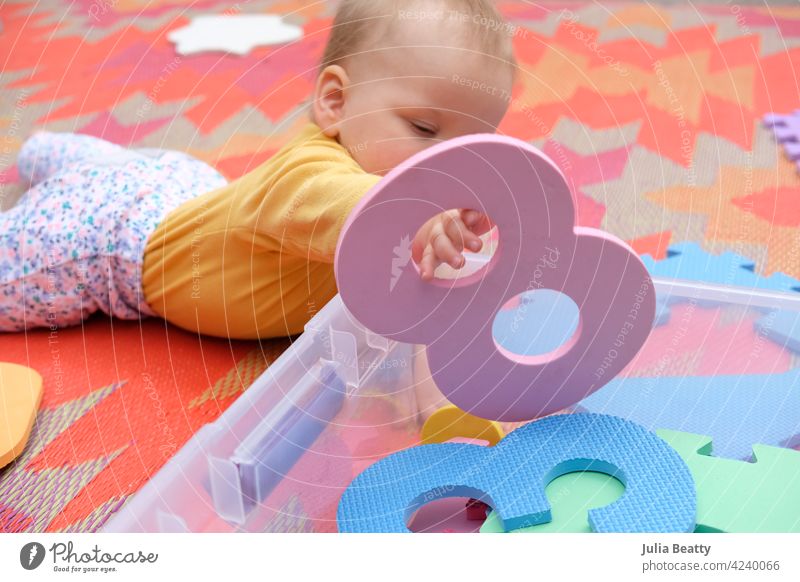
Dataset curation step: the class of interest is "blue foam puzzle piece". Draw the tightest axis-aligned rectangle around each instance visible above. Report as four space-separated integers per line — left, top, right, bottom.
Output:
337 413 696 533
641 242 800 296
756 310 800 354
577 370 800 460
665 242 754 270
646 244 743 286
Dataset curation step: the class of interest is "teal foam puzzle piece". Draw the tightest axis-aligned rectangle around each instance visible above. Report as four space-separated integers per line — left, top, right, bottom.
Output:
658 429 800 533
483 431 800 533
337 414 695 533
577 370 800 460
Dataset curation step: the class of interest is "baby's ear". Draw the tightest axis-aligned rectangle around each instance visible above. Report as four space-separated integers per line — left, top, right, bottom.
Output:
313 65 349 137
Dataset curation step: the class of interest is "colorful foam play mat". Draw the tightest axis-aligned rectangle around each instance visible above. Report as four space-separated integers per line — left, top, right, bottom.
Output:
2 1 800 532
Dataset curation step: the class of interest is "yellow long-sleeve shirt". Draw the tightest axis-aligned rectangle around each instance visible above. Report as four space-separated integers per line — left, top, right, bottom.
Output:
141 123 381 339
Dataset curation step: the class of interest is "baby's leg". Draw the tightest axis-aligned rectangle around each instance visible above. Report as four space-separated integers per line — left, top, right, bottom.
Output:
16 132 138 187
0 184 99 331
1 149 226 332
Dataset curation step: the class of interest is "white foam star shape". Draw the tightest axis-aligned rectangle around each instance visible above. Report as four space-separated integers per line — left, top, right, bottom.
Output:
168 15 303 56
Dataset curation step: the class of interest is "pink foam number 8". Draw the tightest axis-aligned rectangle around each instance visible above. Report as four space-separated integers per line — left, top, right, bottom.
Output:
334 135 655 421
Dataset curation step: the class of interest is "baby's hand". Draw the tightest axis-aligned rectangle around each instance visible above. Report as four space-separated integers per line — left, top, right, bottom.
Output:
412 209 493 281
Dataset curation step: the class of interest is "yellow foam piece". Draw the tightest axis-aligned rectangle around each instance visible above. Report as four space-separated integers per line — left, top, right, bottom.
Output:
421 404 505 446
0 363 43 468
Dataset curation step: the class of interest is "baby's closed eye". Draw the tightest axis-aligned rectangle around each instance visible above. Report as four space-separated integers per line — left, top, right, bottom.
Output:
408 119 438 137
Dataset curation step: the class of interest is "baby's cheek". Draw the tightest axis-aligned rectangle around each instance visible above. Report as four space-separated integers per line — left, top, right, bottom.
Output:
354 144 389 175
380 141 427 173
363 141 406 174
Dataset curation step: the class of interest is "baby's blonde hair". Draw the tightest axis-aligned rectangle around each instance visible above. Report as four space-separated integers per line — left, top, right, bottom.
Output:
320 0 517 71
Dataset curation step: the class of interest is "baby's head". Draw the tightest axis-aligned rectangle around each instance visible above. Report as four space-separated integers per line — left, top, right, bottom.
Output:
312 0 516 175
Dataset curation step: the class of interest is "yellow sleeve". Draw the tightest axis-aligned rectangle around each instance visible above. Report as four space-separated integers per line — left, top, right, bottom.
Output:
250 141 382 264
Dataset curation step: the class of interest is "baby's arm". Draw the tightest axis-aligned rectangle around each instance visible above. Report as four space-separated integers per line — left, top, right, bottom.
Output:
256 143 491 421
253 143 382 263
258 140 492 276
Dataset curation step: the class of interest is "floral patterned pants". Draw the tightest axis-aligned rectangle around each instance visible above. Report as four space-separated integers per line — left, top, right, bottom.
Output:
0 132 226 331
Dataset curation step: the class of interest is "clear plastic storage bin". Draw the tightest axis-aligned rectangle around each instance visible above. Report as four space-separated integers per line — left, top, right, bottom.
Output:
104 275 800 533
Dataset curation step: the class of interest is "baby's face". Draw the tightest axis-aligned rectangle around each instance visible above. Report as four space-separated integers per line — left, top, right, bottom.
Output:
329 22 514 175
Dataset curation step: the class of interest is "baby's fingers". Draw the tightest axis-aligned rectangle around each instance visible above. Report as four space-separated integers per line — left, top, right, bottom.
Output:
431 223 465 270
443 211 483 253
419 243 438 281
461 209 494 236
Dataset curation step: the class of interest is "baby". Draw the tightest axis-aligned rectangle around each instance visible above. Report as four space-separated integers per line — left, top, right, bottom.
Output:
0 0 515 339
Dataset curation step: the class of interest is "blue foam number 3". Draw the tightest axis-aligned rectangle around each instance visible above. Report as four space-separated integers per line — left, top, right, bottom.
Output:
337 414 696 533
